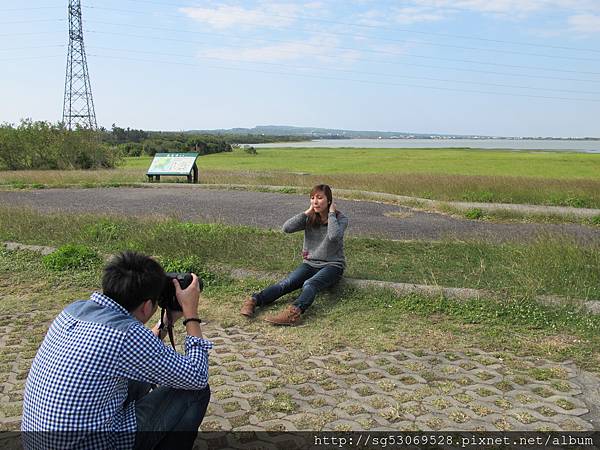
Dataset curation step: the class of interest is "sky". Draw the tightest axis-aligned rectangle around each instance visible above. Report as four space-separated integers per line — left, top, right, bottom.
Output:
1 0 600 137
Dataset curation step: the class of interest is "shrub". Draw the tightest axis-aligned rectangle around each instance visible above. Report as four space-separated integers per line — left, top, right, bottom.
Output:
464 208 485 220
243 146 258 155
0 119 120 170
117 142 143 157
462 190 495 203
84 220 124 243
278 187 296 194
42 244 101 271
548 193 593 209
564 195 591 208
159 255 221 287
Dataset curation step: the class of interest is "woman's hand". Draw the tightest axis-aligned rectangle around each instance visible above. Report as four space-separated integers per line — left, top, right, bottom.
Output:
329 202 337 213
304 204 314 215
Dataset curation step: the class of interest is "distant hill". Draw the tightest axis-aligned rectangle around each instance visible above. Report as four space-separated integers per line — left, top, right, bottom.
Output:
185 125 599 140
187 125 467 139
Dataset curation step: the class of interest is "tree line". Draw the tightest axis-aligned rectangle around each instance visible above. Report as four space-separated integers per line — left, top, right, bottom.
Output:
0 121 300 170
104 125 232 157
0 120 118 170
103 125 303 157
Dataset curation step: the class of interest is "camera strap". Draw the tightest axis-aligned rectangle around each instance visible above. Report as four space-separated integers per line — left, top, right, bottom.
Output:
160 308 177 350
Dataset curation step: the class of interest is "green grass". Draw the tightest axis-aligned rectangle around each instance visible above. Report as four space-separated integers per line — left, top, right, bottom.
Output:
124 148 600 179
433 204 600 226
1 147 599 208
1 206 598 300
42 244 101 271
2 248 600 374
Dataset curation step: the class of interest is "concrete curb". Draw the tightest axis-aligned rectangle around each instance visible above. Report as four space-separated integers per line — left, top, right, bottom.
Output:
227 265 600 315
3 241 56 255
4 240 599 314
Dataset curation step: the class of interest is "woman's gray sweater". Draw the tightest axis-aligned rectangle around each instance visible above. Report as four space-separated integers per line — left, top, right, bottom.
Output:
282 211 348 269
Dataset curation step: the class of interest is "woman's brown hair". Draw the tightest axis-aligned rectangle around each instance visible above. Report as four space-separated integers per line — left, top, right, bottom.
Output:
306 184 336 228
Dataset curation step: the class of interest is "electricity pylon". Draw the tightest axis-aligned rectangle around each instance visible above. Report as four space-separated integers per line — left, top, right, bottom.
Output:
62 0 97 129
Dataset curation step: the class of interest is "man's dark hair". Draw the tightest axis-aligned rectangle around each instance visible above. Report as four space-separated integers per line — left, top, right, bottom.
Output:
102 251 166 312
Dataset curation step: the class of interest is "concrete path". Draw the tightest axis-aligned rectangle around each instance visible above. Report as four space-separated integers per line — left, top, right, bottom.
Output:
2 315 599 438
201 324 600 432
0 187 598 244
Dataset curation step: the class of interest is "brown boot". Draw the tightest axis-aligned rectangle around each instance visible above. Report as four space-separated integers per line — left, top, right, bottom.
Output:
264 305 302 326
240 297 257 318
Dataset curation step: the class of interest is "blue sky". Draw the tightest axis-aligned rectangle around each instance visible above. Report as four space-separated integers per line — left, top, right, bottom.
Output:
2 0 600 136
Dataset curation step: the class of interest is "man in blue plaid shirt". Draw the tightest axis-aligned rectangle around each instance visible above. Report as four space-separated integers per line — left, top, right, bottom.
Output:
21 251 212 450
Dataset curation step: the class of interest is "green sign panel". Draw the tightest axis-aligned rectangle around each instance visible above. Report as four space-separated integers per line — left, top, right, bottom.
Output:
147 153 199 176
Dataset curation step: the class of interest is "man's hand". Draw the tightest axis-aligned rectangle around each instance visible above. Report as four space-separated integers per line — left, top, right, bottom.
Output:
173 273 200 319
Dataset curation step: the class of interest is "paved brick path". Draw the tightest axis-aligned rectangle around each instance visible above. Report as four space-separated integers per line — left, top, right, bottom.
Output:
201 325 600 433
3 314 598 438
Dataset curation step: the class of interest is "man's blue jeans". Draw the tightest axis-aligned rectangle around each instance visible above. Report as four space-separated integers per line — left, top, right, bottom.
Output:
127 380 210 450
253 263 343 312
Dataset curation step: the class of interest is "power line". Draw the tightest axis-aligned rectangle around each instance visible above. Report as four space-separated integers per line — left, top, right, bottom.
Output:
87 53 600 103
82 8 600 63
91 0 600 54
3 6 597 77
3 2 598 107
0 19 65 25
87 46 600 96
0 6 63 12
85 32 600 84
0 44 64 52
0 31 64 37
86 28 600 77
0 55 63 61
3 2 598 56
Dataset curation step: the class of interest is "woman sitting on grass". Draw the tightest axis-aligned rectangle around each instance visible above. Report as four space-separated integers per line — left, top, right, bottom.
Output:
240 184 348 325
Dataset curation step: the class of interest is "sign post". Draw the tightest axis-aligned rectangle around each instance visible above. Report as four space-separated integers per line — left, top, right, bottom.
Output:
146 153 199 183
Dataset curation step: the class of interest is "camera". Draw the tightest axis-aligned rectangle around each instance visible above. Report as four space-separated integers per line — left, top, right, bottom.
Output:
158 272 203 311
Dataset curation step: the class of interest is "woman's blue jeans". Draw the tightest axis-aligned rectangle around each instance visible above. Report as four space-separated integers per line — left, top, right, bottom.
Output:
253 263 343 312
128 380 210 450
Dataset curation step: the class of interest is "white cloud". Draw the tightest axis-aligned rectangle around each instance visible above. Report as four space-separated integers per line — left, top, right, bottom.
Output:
352 1 593 27
568 14 600 33
355 7 446 26
353 9 387 27
179 3 302 29
196 35 360 64
393 7 447 24
409 0 599 17
302 2 325 10
364 42 414 57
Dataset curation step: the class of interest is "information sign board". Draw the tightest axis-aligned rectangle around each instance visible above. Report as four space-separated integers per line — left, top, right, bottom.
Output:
146 152 199 183
147 153 199 176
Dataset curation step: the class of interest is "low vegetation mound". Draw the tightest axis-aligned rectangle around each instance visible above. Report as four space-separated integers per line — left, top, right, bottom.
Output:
0 120 119 170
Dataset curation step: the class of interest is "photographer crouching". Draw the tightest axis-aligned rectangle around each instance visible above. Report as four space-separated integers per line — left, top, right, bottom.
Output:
21 251 212 450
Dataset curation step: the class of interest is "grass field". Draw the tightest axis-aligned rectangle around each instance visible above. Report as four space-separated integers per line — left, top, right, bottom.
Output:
125 148 600 179
2 146 600 429
1 147 599 209
1 206 598 300
3 238 600 374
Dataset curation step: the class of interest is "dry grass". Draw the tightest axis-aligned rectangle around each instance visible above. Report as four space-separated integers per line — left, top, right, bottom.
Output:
0 168 146 186
2 167 599 208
